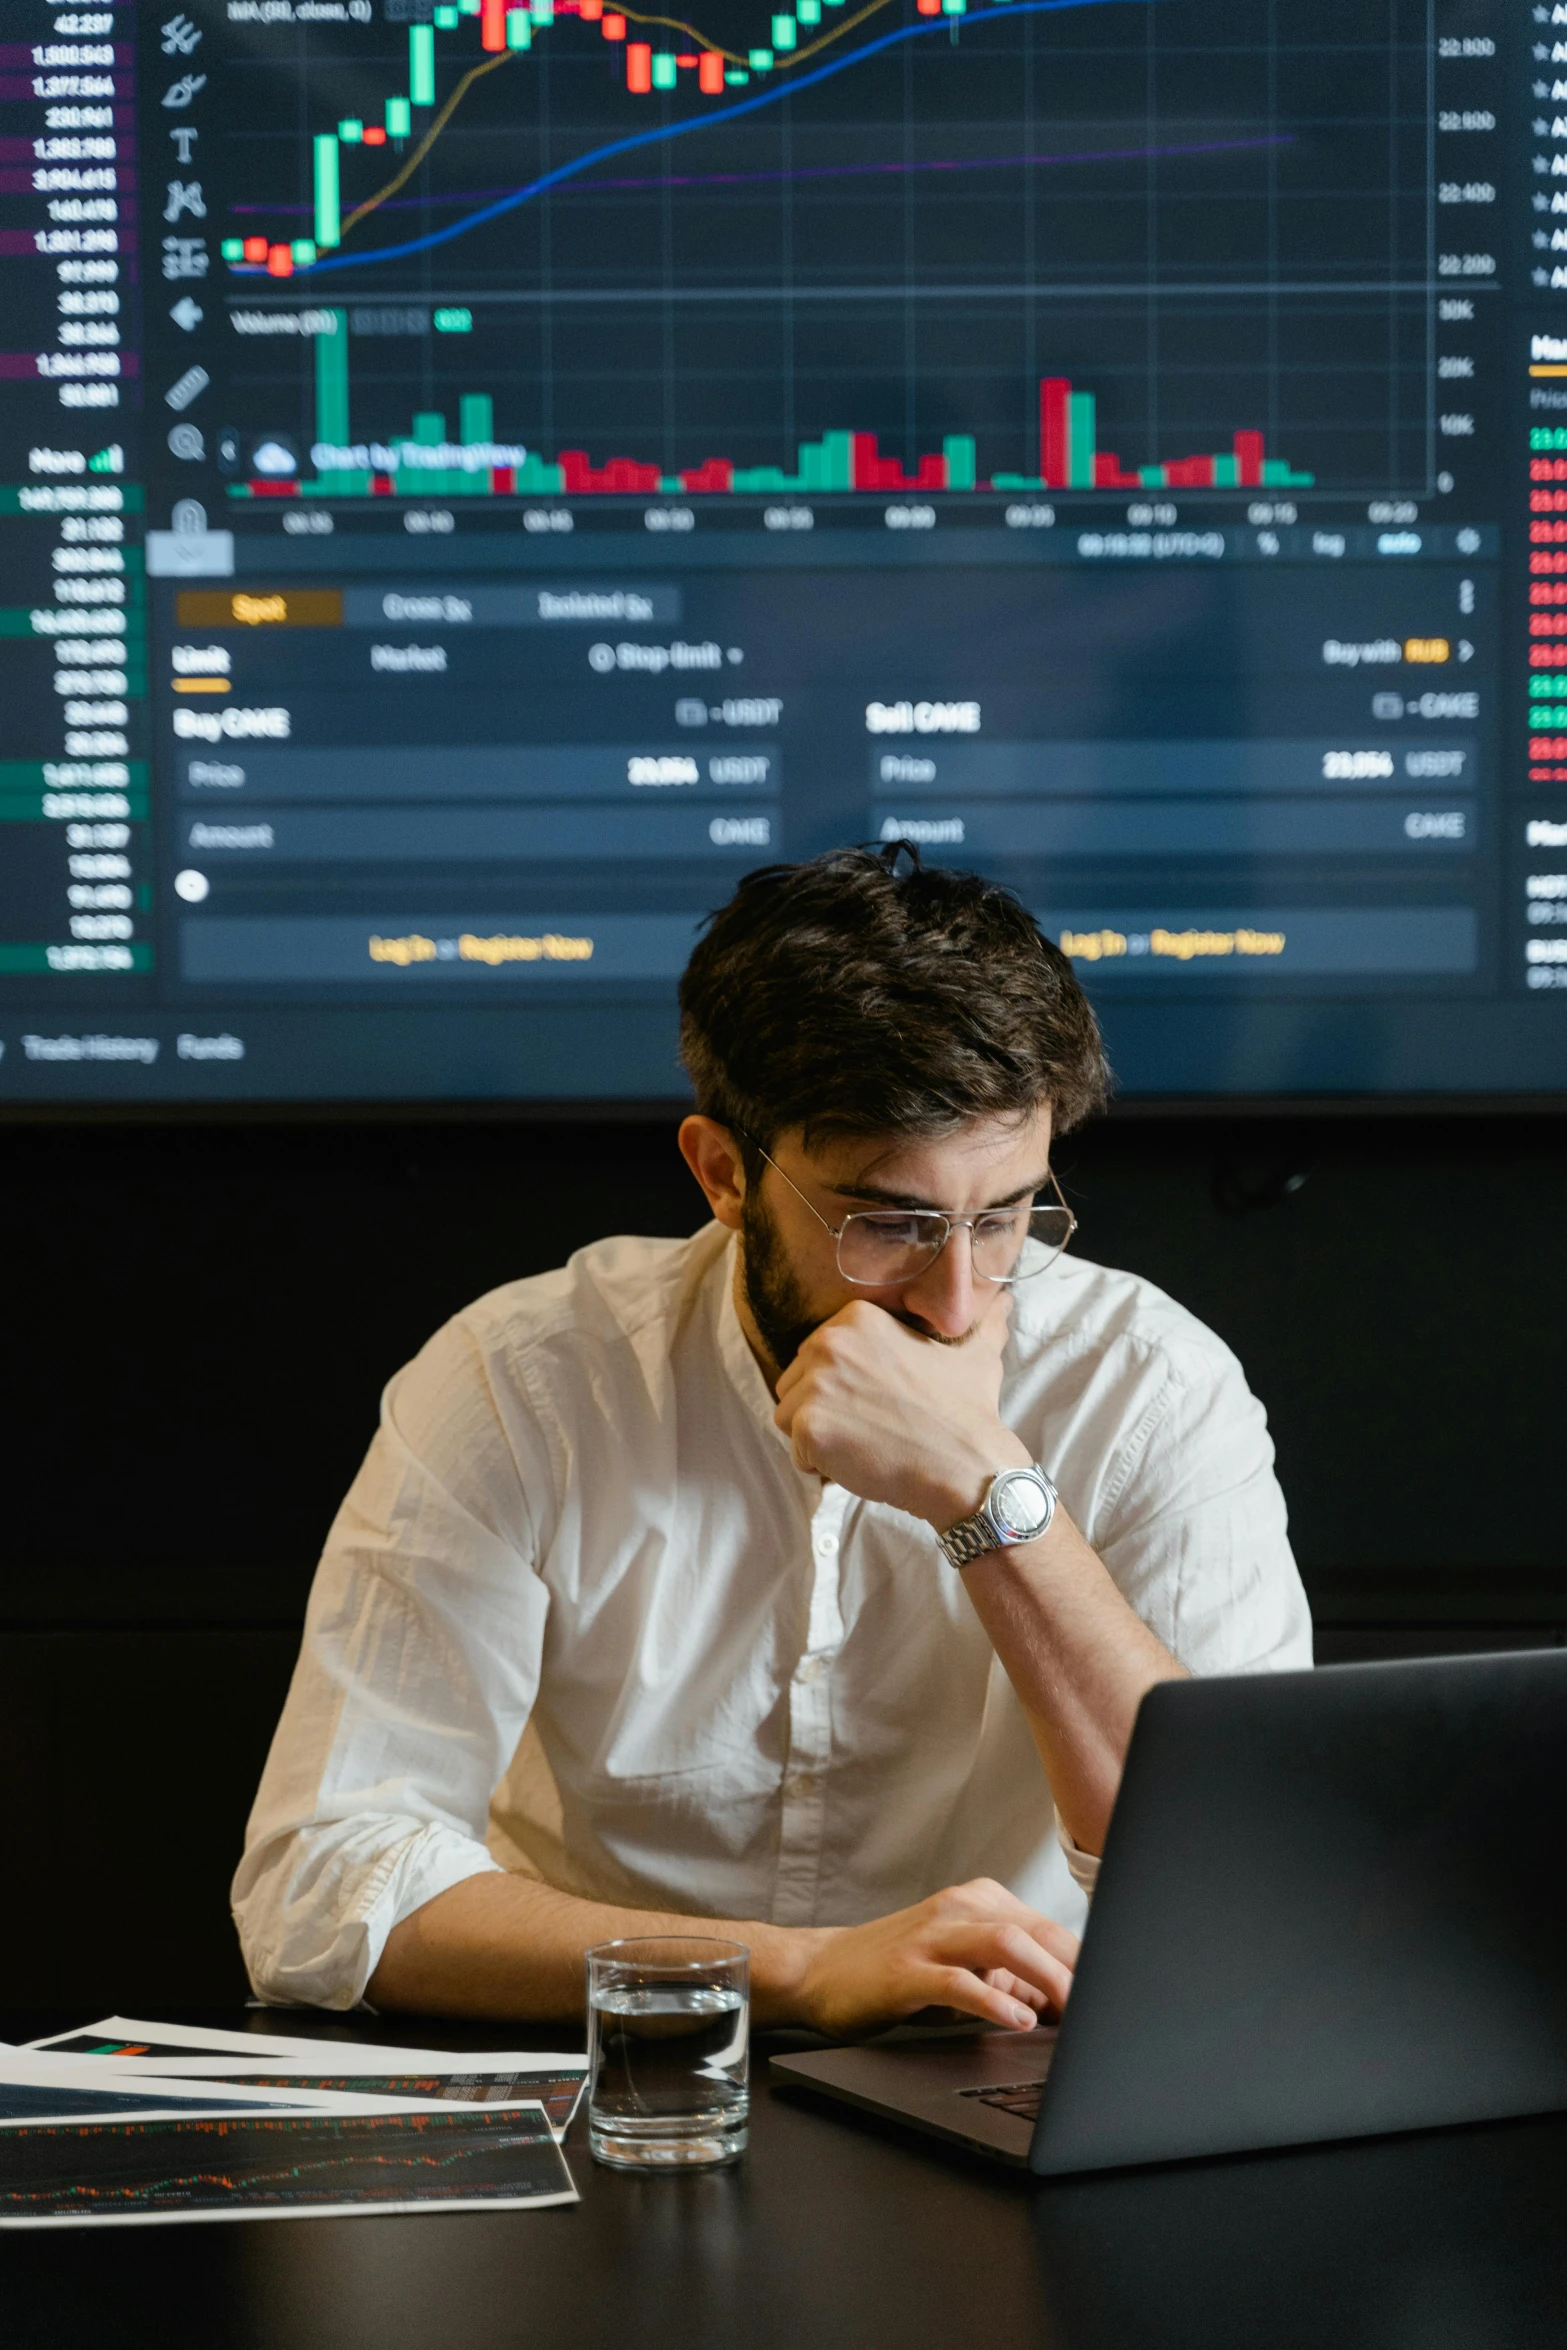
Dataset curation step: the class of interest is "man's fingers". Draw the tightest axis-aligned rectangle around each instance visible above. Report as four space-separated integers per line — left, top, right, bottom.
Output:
939 1882 1081 1971
982 1969 1050 2012
931 1921 1074 2012
922 1965 1040 2032
1011 1911 1080 1970
979 1893 1082 1973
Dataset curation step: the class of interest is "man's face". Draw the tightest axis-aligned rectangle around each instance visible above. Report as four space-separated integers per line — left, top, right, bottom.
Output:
739 1107 1055 1374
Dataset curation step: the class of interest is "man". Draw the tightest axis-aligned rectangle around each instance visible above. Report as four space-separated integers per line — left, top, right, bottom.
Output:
234 847 1310 2034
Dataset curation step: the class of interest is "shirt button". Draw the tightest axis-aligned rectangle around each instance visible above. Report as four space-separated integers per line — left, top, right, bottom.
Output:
797 1655 827 1685
812 1532 839 1559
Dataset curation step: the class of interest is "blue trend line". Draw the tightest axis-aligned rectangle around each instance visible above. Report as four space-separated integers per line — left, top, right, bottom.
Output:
292 0 1149 275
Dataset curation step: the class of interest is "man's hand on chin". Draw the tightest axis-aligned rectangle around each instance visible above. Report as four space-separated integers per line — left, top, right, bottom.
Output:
771 1290 1031 1530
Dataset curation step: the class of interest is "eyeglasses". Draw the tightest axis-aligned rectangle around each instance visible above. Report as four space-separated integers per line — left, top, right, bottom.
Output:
752 1144 1077 1288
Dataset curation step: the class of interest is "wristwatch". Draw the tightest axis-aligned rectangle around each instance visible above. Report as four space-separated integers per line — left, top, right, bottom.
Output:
936 1464 1058 1567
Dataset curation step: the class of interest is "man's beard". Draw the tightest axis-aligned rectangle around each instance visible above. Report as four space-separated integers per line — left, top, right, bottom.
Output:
739 1189 977 1372
740 1187 821 1374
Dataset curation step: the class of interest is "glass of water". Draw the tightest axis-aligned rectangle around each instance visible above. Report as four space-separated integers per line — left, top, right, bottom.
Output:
586 1936 749 2169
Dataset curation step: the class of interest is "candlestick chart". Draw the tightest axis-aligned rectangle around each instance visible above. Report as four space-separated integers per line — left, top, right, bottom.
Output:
6 0 1526 1112
209 0 1435 501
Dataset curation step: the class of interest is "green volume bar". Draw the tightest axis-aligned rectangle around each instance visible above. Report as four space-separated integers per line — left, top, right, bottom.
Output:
459 393 493 491
313 134 340 249
315 311 349 445
943 435 977 491
412 408 448 494
1067 392 1095 489
410 22 436 103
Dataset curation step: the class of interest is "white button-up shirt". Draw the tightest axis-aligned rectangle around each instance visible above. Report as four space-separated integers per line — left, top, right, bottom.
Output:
233 1223 1312 2009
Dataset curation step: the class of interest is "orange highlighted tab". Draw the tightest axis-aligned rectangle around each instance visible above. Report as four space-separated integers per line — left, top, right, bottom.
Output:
177 589 343 629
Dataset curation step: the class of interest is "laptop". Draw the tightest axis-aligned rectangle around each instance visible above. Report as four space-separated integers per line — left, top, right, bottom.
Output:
770 1649 1567 2176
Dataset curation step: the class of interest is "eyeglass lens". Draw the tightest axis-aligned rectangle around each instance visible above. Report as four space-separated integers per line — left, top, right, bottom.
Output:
837 1205 1074 1286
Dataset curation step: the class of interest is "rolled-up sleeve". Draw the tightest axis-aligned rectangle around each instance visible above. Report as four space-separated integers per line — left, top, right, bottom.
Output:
1038 1330 1310 1888
1092 1339 1312 1680
231 1318 554 2008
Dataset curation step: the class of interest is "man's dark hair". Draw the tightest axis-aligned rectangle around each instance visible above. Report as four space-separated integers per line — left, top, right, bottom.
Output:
679 845 1109 1162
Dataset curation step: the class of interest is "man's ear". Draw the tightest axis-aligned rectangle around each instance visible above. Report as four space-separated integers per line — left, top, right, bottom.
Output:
678 1116 748 1231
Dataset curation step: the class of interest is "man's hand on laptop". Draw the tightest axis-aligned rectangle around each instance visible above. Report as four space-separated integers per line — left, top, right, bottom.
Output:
788 1876 1078 2037
772 1291 1032 1534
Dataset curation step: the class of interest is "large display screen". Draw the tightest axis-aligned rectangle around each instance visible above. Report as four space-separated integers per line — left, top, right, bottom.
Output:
0 0 1557 1105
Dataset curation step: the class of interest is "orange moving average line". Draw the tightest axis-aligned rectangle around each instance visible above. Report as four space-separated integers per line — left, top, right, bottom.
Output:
342 49 517 235
339 0 900 241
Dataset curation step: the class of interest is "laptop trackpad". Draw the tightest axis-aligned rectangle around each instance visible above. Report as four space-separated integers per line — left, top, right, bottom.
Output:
771 2025 1058 2163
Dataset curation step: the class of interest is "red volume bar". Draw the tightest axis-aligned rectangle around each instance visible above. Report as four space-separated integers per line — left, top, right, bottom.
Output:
1040 378 1069 491
850 431 948 490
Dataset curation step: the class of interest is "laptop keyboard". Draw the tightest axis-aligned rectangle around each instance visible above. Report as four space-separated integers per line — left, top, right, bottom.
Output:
960 2079 1046 2122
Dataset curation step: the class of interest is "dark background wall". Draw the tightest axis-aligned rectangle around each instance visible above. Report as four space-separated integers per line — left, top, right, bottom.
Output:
2 1110 1563 2010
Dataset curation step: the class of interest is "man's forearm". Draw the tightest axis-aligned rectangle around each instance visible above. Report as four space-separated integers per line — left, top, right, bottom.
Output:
367 1863 1079 2038
766 1294 1184 1859
956 1504 1185 1856
367 1870 825 2026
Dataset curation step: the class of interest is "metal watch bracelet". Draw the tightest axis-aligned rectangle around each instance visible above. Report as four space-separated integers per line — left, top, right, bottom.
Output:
936 1464 1058 1568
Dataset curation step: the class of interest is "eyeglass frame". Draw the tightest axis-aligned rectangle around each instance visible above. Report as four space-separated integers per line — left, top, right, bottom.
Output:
747 1139 1077 1288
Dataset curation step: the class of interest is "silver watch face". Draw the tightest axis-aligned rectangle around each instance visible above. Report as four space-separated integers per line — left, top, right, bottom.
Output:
990 1469 1052 1540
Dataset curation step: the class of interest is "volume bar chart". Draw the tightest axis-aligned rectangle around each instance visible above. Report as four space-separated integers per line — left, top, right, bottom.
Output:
228 330 1308 500
993 379 1314 494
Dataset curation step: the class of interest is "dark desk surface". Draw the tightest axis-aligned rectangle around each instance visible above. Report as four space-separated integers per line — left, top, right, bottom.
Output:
6 2007 1567 2350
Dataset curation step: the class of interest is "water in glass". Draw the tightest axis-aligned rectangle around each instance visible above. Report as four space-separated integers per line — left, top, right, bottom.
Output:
587 1940 749 2168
